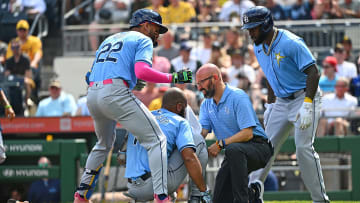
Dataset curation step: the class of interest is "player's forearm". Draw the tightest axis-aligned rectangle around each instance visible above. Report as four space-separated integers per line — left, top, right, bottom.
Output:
0 90 10 107
181 150 207 192
304 64 320 100
134 62 172 83
224 127 253 144
200 129 209 139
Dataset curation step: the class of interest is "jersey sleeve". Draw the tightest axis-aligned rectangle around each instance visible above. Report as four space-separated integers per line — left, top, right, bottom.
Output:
176 120 195 152
199 101 212 131
135 37 153 65
235 94 257 130
288 38 315 72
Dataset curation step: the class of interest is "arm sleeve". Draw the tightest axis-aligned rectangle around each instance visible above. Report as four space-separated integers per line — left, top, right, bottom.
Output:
135 62 173 83
199 101 212 131
176 120 195 152
289 39 316 72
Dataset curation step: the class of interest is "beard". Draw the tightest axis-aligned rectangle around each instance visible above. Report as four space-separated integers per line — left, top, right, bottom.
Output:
179 107 186 118
148 30 158 47
201 80 215 98
254 31 268 45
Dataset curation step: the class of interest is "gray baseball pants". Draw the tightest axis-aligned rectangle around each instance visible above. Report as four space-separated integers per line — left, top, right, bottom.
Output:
249 90 329 203
78 79 168 198
126 130 208 202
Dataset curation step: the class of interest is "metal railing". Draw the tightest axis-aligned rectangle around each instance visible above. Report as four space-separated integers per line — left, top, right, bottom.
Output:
29 13 48 40
62 19 360 56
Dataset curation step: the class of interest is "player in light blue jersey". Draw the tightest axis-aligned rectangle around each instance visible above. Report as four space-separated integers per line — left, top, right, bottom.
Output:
242 6 329 203
124 88 211 203
196 64 273 203
75 9 192 203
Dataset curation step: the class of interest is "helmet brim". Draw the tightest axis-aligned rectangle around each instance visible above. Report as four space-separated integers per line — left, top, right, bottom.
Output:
241 22 263 30
156 23 168 34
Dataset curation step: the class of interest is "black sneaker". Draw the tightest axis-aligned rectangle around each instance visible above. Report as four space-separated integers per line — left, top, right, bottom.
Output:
250 180 264 203
188 196 201 203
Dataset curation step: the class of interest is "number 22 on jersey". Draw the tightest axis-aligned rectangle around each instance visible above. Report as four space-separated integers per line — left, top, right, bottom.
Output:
96 41 123 63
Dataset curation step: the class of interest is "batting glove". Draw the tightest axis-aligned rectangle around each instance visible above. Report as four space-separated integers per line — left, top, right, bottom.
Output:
85 71 91 85
263 103 273 128
296 102 313 130
133 79 146 91
200 190 212 203
172 69 192 83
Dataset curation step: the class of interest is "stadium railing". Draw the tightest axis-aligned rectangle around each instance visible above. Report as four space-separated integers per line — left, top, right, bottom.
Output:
62 19 360 57
0 139 88 202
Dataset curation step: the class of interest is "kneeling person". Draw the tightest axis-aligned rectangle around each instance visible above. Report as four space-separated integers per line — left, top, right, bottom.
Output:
125 88 211 202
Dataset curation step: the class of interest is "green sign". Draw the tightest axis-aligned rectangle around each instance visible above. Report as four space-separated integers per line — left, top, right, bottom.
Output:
0 166 59 179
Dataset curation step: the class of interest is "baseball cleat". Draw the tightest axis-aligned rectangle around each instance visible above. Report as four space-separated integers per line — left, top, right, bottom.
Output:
154 194 171 203
250 180 264 203
74 192 89 203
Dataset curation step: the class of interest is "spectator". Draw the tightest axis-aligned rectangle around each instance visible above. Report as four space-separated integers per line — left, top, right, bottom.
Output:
319 56 338 94
191 0 218 22
170 41 202 74
146 0 169 24
317 78 357 136
6 20 43 103
0 41 7 70
132 82 160 107
288 0 314 20
224 27 243 51
35 80 77 117
129 0 149 16
333 43 357 80
261 0 287 20
342 36 356 63
227 47 256 88
21 0 46 16
167 0 196 23
0 88 16 164
5 39 33 110
338 0 360 18
75 95 90 116
313 0 342 19
157 29 179 61
148 85 169 111
208 41 230 68
218 0 255 22
152 52 171 73
27 157 60 203
89 0 131 51
191 32 214 65
6 20 42 70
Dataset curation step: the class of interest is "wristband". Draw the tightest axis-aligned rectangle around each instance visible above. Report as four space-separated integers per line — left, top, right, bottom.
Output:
215 140 222 150
4 105 12 109
304 97 313 103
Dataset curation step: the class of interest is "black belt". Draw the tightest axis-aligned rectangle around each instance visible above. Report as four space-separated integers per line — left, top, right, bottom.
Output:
128 172 151 183
282 88 306 100
251 136 274 155
251 136 269 143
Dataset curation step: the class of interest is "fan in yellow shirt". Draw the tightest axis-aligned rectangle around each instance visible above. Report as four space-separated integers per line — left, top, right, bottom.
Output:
146 0 170 24
6 20 43 69
168 0 196 23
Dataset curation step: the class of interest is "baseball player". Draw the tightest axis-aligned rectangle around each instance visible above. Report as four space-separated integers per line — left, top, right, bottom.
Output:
125 88 211 203
0 88 16 164
74 9 192 203
242 6 330 203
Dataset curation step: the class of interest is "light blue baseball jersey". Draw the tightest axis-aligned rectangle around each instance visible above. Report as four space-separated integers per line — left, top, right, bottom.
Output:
254 29 316 98
199 85 267 140
125 108 195 179
89 31 153 89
